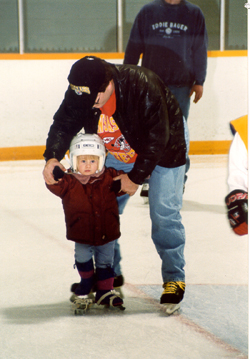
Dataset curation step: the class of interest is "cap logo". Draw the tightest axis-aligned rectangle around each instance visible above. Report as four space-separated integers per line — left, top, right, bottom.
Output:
70 84 91 96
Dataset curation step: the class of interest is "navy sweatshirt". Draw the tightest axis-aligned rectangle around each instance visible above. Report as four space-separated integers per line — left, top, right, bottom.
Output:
124 0 208 88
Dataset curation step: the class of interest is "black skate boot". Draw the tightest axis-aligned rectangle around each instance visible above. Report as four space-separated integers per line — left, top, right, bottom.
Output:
70 274 97 302
70 259 94 303
160 281 185 315
113 274 125 297
71 273 124 300
113 274 124 288
95 267 125 310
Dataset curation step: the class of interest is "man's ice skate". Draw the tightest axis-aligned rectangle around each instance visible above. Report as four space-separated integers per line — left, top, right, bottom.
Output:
72 296 94 315
163 303 181 315
140 183 149 204
96 289 125 311
160 281 185 315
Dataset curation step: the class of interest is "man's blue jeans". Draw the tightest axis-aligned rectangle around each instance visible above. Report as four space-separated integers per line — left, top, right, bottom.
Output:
105 115 188 282
148 164 186 282
168 85 191 182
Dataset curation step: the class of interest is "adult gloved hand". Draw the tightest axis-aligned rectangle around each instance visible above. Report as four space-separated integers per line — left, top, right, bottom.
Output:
53 166 65 181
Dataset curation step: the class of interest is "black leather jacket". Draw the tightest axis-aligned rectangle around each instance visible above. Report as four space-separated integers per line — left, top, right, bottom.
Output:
44 64 186 185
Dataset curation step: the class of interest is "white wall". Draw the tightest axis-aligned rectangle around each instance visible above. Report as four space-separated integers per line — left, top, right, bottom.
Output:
188 56 247 141
0 56 247 148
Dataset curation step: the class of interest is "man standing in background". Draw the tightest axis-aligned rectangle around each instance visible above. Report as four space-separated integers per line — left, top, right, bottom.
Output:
124 0 208 188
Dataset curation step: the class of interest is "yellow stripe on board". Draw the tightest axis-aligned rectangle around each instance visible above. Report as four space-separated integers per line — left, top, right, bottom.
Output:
0 53 125 60
0 50 247 60
207 50 247 57
189 141 231 155
0 141 232 161
0 146 46 161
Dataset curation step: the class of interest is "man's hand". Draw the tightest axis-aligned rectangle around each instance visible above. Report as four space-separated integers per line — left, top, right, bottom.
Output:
43 158 66 185
189 84 203 104
113 173 139 196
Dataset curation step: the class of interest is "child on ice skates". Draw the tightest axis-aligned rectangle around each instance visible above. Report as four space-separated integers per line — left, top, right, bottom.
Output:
46 133 125 312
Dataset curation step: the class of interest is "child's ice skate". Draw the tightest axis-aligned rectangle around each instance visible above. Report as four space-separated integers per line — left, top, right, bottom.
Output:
72 296 94 315
160 281 185 315
70 273 125 301
95 267 125 311
70 282 95 303
113 274 124 298
70 259 95 304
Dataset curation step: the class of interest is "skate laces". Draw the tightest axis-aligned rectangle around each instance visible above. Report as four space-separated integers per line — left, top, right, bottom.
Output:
162 281 185 294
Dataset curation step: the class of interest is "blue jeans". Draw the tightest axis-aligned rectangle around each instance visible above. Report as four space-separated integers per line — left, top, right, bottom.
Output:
168 85 191 182
105 114 188 282
148 164 185 282
168 86 191 121
75 241 115 268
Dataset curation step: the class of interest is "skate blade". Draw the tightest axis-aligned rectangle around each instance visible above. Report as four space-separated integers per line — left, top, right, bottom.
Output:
102 304 126 311
162 303 180 315
72 298 93 315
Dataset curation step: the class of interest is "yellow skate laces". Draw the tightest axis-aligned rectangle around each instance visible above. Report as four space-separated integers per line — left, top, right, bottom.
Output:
162 281 186 295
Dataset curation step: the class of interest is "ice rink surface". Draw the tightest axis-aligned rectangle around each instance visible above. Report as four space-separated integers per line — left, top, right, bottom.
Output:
0 155 248 359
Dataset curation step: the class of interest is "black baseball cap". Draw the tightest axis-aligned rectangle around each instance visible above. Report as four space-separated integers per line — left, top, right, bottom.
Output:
67 56 106 108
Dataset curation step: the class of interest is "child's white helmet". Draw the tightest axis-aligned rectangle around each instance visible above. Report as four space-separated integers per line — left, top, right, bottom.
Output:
69 133 106 172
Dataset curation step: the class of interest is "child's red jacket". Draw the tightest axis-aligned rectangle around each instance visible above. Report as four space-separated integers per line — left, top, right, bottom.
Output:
46 167 124 246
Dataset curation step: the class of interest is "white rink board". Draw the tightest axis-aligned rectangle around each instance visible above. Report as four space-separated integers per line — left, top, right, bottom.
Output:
0 56 247 148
